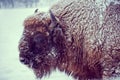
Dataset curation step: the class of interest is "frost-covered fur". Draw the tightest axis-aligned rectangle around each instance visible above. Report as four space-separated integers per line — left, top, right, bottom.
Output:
19 0 120 80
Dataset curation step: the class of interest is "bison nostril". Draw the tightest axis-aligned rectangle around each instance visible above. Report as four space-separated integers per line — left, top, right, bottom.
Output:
20 57 25 62
20 59 25 63
20 57 29 65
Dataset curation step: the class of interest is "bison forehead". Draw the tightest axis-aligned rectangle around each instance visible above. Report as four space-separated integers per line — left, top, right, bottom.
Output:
23 12 51 33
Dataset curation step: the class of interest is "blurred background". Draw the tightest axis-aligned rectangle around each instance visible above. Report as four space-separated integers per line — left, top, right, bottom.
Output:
0 0 59 9
0 0 74 80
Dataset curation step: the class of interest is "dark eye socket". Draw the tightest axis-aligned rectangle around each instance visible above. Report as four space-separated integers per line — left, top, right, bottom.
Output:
33 32 47 44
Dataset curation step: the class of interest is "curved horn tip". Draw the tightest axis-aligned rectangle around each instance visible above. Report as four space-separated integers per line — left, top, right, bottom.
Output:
49 10 57 22
34 8 39 13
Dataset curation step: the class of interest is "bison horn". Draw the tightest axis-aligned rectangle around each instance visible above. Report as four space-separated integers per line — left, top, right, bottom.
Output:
34 9 39 13
49 10 60 32
49 10 58 26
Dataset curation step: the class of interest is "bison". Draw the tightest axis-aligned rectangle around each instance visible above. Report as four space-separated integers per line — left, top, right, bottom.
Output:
18 0 120 80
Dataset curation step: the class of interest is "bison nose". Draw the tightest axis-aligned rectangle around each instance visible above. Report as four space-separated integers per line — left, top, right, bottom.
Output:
20 57 29 65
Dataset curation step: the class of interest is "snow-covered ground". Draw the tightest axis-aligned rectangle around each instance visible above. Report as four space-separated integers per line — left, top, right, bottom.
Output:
0 8 74 80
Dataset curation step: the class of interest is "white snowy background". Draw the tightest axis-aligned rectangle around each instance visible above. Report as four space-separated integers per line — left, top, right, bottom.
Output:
0 0 120 80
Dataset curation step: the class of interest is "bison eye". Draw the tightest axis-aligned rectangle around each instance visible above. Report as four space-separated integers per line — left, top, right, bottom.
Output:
33 32 47 44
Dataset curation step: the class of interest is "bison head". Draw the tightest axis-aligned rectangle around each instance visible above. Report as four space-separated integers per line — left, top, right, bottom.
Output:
18 10 66 78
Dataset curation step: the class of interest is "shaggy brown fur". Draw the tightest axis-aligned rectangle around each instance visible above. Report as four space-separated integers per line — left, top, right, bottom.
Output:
18 0 120 80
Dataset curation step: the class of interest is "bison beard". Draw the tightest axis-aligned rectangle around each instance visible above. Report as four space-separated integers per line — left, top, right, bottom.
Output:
18 1 120 80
